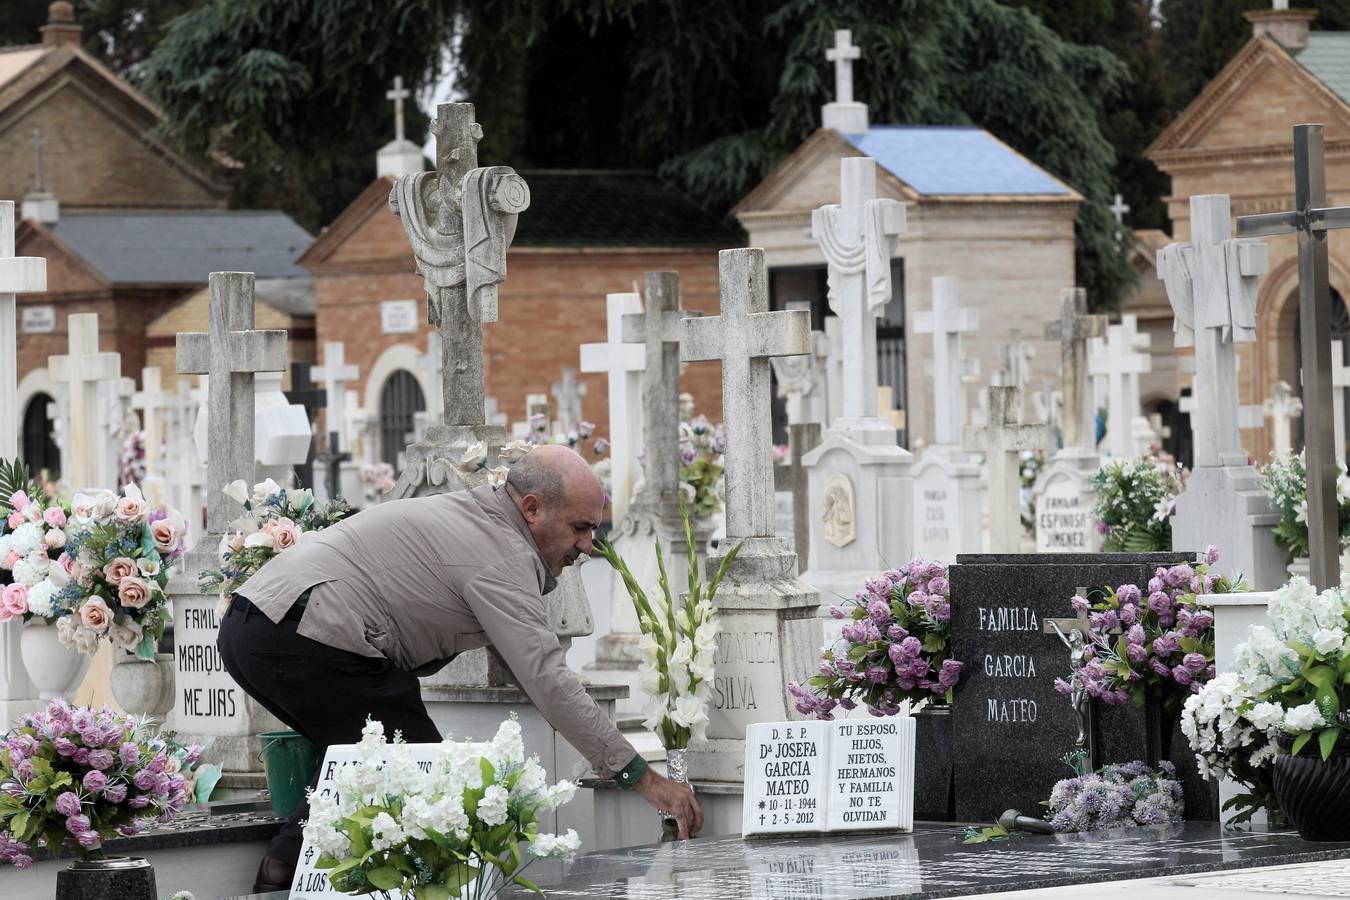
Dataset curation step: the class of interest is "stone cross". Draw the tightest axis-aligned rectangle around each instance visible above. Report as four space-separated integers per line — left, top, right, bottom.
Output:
1265 381 1303 456
580 292 644 523
48 314 120 490
388 102 529 428
1238 123 1347 588
769 301 827 425
0 201 46 458
1044 288 1107 452
1159 194 1267 468
964 386 1049 553
344 390 371 462
551 367 587 434
387 75 411 143
827 29 861 106
623 273 694 503
996 333 1036 393
1110 194 1130 225
131 366 172 482
176 272 287 535
822 317 844 425
311 341 359 448
1088 322 1151 458
681 249 811 539
415 330 443 419
1330 341 1350 468
913 276 978 446
811 157 905 429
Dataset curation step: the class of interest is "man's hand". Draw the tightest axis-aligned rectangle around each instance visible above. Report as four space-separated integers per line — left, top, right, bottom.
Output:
632 768 703 839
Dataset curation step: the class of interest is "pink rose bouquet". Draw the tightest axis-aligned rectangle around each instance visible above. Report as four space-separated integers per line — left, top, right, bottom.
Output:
198 479 348 609
0 699 197 868
789 557 965 718
51 486 187 658
0 462 74 625
1054 546 1241 714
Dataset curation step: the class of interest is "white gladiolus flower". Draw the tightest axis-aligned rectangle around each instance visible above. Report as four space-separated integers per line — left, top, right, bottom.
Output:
460 441 488 469
671 694 709 733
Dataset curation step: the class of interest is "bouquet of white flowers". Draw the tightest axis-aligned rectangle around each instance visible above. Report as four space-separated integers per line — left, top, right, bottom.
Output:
592 497 738 750
1179 672 1280 825
303 716 580 899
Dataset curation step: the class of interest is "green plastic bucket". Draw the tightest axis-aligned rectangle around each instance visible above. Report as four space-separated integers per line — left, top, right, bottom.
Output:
259 730 323 818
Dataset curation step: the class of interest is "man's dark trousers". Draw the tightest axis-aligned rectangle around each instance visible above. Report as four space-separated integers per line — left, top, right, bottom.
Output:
217 595 441 868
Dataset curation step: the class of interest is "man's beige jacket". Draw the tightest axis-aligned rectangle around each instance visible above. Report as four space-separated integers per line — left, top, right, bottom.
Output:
236 484 637 779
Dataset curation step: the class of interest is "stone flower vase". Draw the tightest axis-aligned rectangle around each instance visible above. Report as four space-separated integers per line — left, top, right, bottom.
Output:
109 652 175 718
1271 729 1350 841
19 619 85 699
659 747 691 842
55 856 157 900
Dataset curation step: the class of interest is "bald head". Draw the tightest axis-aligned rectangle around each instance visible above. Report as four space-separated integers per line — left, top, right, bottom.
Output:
506 444 606 575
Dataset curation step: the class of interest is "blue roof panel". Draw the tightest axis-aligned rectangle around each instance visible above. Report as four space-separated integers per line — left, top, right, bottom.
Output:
841 126 1073 196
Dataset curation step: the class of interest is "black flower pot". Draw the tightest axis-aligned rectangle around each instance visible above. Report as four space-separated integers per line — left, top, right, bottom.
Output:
1272 733 1350 841
55 857 157 900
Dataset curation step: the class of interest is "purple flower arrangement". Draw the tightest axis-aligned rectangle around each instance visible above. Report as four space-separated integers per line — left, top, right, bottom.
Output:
1055 547 1237 711
789 558 965 718
1045 754 1184 832
0 700 197 868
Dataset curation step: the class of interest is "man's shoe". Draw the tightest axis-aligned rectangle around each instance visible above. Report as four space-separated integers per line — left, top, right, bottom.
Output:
252 854 294 892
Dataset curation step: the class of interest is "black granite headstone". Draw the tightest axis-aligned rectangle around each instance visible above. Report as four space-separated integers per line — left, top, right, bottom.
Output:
948 552 1193 822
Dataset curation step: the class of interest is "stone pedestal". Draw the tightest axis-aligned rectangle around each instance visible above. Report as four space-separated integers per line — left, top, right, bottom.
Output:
167 545 283 774
910 444 981 562
686 536 819 782
800 422 913 627
1171 462 1284 590
1032 447 1101 553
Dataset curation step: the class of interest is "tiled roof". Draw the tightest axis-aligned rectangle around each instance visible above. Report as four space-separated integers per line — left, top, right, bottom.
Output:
0 45 44 89
50 211 312 284
841 126 1074 197
511 171 744 247
1292 33 1350 105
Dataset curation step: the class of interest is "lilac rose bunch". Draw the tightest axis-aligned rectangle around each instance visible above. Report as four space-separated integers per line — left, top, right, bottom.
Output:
789 557 965 718
1055 547 1242 711
0 700 197 868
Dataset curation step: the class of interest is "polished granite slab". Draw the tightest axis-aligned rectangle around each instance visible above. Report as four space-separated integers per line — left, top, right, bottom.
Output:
497 823 1350 899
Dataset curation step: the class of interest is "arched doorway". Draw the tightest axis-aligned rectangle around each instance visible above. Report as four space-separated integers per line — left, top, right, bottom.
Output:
21 393 59 480
378 370 425 468
1293 287 1350 455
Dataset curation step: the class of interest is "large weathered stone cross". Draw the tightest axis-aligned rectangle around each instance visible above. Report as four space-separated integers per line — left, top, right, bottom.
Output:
964 385 1049 553
623 273 694 503
681 249 811 539
49 314 120 491
913 276 978 446
176 272 287 535
389 103 529 429
1158 194 1267 469
811 157 905 428
1044 288 1106 452
580 292 644 522
0 201 45 458
769 300 827 426
1088 321 1151 458
311 341 359 449
1237 123 1348 588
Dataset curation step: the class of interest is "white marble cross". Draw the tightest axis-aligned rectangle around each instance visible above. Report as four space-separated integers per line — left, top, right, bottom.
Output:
1044 287 1107 452
387 75 411 143
964 386 1048 553
681 249 811 539
913 276 978 446
826 29 861 105
769 301 827 426
132 366 172 481
580 292 644 522
1265 380 1303 456
176 272 287 535
1110 193 1130 224
1088 321 1151 458
811 157 905 429
822 317 844 425
1178 354 1264 445
311 341 359 447
551 367 587 434
48 314 121 491
1158 194 1267 468
343 389 371 464
0 202 46 459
